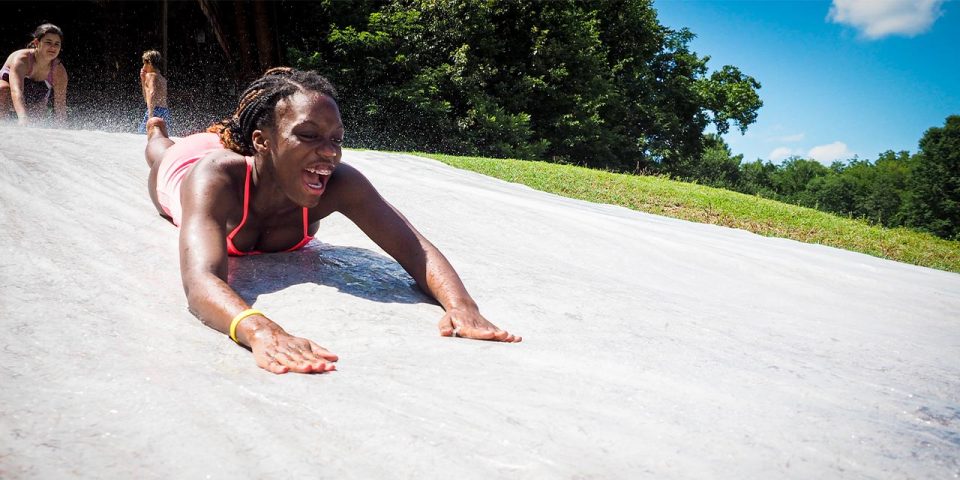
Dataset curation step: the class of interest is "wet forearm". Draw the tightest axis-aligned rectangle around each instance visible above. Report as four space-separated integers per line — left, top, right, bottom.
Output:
416 243 478 312
10 86 27 120
184 273 284 345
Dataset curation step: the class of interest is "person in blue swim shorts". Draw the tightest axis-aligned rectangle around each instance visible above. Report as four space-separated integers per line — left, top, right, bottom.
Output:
137 50 171 134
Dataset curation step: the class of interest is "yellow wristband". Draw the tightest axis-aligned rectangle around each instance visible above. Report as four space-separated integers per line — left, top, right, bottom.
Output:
229 309 264 344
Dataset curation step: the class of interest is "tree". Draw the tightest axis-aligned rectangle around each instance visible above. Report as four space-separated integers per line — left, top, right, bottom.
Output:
286 0 762 172
770 157 831 206
697 65 762 136
905 115 960 239
737 159 778 197
806 172 856 214
839 152 912 226
673 133 742 188
198 0 281 84
596 2 762 174
867 150 913 226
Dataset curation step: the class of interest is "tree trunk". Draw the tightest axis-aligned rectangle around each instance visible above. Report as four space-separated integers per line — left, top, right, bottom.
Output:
197 0 232 62
252 0 277 71
233 0 256 81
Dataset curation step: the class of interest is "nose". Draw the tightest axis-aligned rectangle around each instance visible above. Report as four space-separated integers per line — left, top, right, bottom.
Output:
316 140 340 161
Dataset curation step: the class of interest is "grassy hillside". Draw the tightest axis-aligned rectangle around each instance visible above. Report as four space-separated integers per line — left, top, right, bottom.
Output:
417 152 960 273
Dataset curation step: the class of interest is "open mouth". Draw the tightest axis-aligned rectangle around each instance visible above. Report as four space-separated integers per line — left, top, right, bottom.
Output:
302 164 334 195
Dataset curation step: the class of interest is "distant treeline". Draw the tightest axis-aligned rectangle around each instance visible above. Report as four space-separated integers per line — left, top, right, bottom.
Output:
689 116 959 240
278 0 956 240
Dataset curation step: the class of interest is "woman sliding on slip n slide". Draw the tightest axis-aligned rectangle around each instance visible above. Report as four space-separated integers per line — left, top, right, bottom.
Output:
144 67 520 375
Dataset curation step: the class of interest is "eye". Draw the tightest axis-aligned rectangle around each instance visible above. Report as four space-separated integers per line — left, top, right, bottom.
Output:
332 137 344 146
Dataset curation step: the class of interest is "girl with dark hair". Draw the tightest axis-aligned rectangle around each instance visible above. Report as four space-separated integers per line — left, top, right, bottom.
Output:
144 67 520 375
0 23 69 125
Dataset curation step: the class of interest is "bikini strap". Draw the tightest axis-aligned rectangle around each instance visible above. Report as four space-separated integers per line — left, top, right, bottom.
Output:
301 207 309 236
25 50 35 77
280 207 313 253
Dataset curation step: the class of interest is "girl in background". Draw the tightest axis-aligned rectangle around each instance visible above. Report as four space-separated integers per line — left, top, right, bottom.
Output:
0 23 68 125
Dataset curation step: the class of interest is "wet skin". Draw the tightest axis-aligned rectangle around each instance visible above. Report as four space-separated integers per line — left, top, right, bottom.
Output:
144 92 519 375
139 63 167 116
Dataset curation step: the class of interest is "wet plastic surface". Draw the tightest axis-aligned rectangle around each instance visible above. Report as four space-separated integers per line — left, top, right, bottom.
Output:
1 126 958 479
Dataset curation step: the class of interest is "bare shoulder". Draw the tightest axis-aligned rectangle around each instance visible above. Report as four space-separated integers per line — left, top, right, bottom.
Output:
53 61 68 82
5 49 31 71
181 149 243 203
327 162 382 211
189 148 248 191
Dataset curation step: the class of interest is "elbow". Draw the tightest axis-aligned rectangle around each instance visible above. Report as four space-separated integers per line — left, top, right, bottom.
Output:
181 275 206 322
183 288 215 327
182 283 201 318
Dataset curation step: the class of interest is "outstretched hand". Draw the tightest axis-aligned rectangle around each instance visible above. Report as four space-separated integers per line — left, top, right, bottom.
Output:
438 307 521 343
247 328 339 374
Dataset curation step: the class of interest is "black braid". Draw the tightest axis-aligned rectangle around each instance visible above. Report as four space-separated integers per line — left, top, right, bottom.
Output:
208 68 338 156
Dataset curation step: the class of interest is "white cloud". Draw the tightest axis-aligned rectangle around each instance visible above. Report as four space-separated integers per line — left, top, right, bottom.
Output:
828 0 945 39
808 141 854 164
769 147 799 162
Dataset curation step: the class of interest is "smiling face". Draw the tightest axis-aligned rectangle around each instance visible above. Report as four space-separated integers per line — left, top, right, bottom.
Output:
34 33 62 62
255 90 344 207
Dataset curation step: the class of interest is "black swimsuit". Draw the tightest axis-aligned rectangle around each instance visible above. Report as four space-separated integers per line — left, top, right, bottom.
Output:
0 51 58 108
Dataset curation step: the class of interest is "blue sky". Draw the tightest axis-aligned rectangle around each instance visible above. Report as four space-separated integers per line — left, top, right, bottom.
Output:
653 0 959 164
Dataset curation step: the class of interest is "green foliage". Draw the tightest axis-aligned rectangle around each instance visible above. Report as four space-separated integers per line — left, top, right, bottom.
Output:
671 133 742 188
770 157 831 205
718 144 928 236
737 159 778 197
805 172 857 215
280 2 956 241
728 151 916 232
284 0 762 171
905 115 960 239
698 65 763 135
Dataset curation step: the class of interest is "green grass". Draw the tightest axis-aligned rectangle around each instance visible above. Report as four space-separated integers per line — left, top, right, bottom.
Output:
415 152 960 273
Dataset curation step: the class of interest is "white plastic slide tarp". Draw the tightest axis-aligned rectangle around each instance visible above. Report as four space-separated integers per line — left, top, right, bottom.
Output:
1 126 958 479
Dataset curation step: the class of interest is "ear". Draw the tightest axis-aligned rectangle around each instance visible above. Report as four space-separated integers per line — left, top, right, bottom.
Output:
251 129 270 154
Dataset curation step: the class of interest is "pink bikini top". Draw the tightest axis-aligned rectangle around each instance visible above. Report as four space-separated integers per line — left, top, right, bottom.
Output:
226 159 313 256
0 51 58 102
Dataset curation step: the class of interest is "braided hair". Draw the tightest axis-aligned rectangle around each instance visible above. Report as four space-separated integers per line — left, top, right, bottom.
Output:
208 67 337 155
